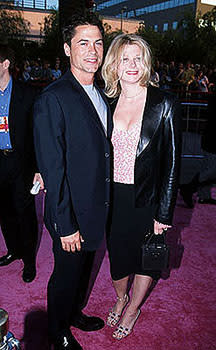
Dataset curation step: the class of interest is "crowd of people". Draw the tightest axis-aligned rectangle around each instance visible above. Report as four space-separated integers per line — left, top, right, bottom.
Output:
0 11 215 350
12 55 216 95
152 60 216 93
12 57 62 84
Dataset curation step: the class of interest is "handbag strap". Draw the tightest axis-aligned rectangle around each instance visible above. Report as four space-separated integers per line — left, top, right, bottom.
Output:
145 231 166 245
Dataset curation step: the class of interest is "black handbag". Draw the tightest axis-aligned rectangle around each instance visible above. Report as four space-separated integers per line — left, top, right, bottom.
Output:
141 232 169 271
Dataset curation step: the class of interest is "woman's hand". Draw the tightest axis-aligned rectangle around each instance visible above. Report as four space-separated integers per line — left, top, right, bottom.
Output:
154 220 171 235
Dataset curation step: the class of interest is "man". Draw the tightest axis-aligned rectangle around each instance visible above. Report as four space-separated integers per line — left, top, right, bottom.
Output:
0 44 40 282
180 61 195 89
33 13 112 350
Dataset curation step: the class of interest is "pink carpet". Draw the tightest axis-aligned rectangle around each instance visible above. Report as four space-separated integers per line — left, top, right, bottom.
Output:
0 190 216 350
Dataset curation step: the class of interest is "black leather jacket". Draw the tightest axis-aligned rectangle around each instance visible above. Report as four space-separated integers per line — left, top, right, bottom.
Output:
110 85 182 225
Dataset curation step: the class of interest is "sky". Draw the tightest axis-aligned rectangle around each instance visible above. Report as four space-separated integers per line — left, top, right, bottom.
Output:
47 0 58 9
200 0 216 4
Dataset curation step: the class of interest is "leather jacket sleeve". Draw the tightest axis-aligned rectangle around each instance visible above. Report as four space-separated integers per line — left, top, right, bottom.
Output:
154 97 182 225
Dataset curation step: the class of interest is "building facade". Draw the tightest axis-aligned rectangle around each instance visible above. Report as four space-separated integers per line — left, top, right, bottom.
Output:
1 0 215 40
0 0 53 40
95 0 216 32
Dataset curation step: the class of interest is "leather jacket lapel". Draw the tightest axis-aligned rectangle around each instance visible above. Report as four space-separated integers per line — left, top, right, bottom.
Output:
109 85 164 156
136 85 164 157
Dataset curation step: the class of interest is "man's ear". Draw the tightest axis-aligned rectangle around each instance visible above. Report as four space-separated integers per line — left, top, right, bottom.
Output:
64 43 71 57
3 59 10 70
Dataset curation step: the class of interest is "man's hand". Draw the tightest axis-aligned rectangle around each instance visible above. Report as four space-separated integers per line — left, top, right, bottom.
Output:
154 220 171 235
60 231 84 252
33 173 45 190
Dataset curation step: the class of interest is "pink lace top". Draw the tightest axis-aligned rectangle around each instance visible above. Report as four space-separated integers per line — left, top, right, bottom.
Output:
111 120 142 184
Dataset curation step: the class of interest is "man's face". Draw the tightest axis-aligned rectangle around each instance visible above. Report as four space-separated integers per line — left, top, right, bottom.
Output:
64 24 103 83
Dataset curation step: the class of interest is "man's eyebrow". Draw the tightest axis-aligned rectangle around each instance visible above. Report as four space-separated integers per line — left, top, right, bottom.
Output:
77 39 88 43
77 38 103 43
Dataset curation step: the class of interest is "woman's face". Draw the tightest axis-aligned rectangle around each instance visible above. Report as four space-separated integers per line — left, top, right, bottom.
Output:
117 44 144 84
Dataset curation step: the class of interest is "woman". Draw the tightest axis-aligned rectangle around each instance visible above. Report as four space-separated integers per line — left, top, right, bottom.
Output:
196 70 209 92
102 34 181 340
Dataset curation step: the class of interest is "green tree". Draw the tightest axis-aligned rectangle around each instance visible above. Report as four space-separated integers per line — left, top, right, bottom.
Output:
40 9 62 61
40 7 216 67
137 24 162 61
198 7 216 65
136 8 216 65
0 6 30 61
165 9 216 64
176 11 202 62
0 7 30 41
103 22 121 53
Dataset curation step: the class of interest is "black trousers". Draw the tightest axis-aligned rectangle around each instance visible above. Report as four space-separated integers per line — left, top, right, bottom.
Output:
0 151 38 263
47 237 95 338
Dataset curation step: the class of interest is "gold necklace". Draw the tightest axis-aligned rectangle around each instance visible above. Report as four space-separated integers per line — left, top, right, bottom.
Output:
122 88 145 99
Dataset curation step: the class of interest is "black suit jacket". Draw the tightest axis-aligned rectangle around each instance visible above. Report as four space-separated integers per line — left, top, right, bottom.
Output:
34 70 112 251
8 80 37 185
110 85 182 225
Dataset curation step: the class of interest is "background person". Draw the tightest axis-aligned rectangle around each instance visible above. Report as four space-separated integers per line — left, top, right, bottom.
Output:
0 43 42 283
102 34 182 340
52 62 62 80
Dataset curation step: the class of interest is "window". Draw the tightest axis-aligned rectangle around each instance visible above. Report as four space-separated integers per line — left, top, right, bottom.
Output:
154 24 158 32
115 0 195 17
163 23 169 31
97 0 127 10
172 21 178 29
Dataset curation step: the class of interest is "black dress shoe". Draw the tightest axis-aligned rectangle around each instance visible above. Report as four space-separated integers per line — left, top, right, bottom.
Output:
198 198 216 205
54 331 82 350
22 263 36 283
0 253 19 267
180 185 194 208
71 312 104 332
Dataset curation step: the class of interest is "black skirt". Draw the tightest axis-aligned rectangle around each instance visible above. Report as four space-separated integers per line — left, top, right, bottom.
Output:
107 182 161 281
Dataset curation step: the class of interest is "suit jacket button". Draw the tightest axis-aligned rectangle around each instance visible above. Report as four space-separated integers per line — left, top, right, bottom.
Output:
106 177 110 182
105 153 110 158
105 201 109 207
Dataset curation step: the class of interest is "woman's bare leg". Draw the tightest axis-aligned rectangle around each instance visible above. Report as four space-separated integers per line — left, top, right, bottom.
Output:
113 274 152 338
107 276 129 326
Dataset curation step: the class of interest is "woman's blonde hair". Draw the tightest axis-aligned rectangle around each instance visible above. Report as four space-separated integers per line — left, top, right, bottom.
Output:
102 34 152 98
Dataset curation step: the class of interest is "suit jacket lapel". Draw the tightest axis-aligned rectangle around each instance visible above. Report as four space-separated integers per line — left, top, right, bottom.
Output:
8 80 23 147
66 70 110 138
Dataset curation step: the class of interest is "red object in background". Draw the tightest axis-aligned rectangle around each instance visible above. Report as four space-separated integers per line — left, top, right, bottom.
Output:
85 0 94 8
0 117 9 132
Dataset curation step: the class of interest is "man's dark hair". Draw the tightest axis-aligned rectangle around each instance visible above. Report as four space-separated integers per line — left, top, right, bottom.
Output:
62 12 104 46
0 43 15 72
